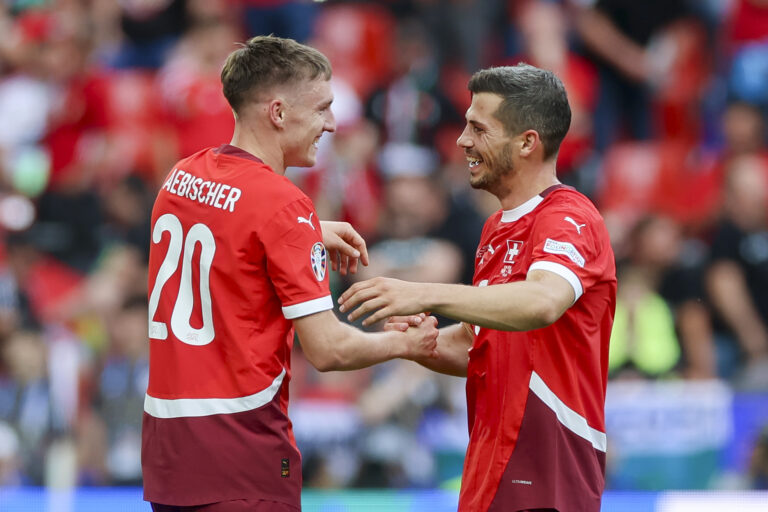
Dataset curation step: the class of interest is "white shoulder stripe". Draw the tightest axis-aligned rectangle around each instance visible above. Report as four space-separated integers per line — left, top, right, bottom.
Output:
282 295 333 319
528 261 583 302
144 368 286 418
528 371 607 452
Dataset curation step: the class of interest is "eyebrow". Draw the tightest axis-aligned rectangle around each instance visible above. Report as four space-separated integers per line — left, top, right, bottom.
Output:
467 118 487 130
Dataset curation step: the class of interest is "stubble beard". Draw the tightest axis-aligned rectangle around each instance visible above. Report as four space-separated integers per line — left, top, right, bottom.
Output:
469 143 514 193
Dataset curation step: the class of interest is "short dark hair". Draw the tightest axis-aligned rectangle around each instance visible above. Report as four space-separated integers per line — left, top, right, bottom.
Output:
468 63 571 160
221 35 332 114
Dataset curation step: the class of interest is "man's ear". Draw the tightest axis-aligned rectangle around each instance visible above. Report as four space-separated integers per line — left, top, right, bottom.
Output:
519 130 540 157
268 99 285 128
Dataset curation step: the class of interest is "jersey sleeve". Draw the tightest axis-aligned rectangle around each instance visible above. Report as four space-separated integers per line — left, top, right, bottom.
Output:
527 200 606 302
259 197 333 319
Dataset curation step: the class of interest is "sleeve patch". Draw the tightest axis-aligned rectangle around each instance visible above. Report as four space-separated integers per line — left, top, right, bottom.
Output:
543 238 585 268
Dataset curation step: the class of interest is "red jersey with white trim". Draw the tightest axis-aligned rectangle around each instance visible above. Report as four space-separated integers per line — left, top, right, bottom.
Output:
142 145 332 508
460 185 616 512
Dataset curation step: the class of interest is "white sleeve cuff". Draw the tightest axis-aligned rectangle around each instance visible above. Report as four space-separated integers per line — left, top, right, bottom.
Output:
528 261 583 303
282 295 334 319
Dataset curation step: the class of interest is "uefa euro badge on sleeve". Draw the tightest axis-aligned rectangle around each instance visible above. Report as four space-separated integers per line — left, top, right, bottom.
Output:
310 242 327 281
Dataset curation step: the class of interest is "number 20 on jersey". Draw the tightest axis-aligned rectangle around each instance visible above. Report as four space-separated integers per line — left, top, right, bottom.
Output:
148 213 217 346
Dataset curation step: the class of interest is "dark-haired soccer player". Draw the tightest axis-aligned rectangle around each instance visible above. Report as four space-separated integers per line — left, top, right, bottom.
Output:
142 36 438 512
340 64 616 512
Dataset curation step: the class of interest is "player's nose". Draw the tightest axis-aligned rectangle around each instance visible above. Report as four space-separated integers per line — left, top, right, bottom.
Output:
457 126 472 148
324 110 336 133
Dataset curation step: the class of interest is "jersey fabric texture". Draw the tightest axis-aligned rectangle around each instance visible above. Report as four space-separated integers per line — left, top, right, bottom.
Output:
142 145 332 508
460 185 616 512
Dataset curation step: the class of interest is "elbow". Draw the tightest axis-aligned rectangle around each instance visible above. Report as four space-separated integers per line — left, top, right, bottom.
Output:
306 351 343 372
527 300 564 330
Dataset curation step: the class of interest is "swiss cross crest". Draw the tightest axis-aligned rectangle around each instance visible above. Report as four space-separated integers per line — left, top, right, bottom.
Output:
504 240 523 264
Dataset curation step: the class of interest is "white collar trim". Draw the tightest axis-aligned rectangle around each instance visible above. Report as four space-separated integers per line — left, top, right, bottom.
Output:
500 194 544 223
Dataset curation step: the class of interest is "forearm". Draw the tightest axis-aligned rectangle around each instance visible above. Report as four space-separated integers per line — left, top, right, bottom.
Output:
296 313 407 371
413 323 471 377
418 279 569 332
708 263 768 358
676 301 716 379
575 8 648 81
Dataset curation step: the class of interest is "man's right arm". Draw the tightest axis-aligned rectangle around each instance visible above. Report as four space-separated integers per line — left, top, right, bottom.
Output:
293 310 438 372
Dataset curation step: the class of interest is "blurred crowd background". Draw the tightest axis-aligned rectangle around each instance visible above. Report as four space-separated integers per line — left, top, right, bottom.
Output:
0 0 767 497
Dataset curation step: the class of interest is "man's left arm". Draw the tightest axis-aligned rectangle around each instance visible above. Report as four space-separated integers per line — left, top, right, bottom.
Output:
338 270 574 331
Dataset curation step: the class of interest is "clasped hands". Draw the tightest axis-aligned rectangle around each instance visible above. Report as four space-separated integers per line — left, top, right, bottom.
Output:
339 276 430 328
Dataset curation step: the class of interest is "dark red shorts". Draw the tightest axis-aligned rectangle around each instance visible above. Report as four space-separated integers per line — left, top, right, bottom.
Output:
151 500 299 512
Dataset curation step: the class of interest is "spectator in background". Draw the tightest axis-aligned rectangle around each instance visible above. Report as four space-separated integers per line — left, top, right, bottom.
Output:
574 0 693 151
512 0 598 190
239 0 318 42
99 175 153 258
722 101 767 159
156 17 239 162
110 0 188 70
354 144 463 287
296 84 384 243
365 18 462 148
706 155 768 389
610 215 715 380
414 0 503 74
0 328 78 486
92 295 148 486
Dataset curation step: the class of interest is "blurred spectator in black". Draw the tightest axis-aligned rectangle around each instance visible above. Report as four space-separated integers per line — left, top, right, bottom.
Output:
706 155 768 388
509 0 599 190
99 175 153 258
573 0 695 151
365 18 462 148
415 0 504 73
33 188 102 273
110 0 188 70
610 215 715 380
89 295 148 486
238 0 318 42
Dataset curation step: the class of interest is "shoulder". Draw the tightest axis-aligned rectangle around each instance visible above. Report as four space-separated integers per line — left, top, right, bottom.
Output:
542 186 601 218
537 187 606 230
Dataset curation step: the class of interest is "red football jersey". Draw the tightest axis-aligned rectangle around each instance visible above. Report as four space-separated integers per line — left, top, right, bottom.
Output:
460 185 616 512
142 145 332 507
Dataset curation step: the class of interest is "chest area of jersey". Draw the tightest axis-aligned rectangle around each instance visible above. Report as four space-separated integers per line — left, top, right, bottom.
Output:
474 222 533 285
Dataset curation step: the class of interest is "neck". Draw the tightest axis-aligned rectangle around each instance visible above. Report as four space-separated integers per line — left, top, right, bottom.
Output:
230 121 285 174
497 160 560 210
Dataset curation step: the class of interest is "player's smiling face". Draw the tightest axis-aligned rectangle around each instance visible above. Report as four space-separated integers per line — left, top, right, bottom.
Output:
282 78 335 168
457 92 516 193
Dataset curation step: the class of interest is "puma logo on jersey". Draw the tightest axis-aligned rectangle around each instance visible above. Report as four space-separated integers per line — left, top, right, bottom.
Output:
297 213 315 230
564 216 586 234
